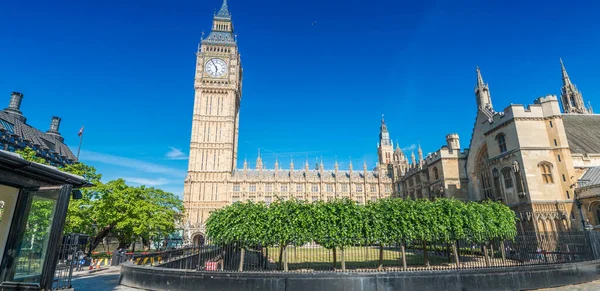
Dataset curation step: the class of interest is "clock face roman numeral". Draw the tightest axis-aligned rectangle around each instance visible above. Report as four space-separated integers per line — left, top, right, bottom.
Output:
206 58 228 78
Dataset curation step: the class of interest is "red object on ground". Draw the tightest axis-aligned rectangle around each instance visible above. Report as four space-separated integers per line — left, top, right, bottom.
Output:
205 262 218 271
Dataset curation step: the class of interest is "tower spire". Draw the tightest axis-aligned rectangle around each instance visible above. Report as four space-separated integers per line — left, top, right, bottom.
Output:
559 59 591 114
474 66 493 111
476 66 485 88
560 58 572 86
216 0 231 19
256 148 263 170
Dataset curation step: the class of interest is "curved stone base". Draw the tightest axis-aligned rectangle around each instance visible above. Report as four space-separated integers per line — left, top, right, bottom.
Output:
120 260 600 291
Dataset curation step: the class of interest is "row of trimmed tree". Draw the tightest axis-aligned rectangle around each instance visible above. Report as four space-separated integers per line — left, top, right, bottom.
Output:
205 198 517 271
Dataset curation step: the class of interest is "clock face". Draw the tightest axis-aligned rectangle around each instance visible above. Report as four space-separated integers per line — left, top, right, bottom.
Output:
205 58 227 77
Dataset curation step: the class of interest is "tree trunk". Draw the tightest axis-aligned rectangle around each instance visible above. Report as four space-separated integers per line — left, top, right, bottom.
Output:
341 248 346 271
422 241 430 267
500 241 506 263
238 248 245 272
378 244 384 270
283 246 288 272
452 242 460 268
401 243 407 271
332 248 337 270
264 247 269 270
87 225 113 256
278 245 284 270
483 245 490 267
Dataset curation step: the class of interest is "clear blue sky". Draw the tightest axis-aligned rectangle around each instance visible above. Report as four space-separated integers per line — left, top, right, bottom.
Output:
2 0 599 197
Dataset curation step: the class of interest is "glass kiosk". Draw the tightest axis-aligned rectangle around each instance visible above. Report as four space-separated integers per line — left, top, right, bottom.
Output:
0 151 90 290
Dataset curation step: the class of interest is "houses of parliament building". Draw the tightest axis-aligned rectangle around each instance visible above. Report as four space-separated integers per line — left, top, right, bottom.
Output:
184 0 600 244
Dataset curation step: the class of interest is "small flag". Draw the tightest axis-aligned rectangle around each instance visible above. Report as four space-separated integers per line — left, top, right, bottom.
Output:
78 126 84 137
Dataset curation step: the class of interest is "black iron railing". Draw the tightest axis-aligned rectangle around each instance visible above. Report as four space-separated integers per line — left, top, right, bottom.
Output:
52 233 89 290
161 231 600 273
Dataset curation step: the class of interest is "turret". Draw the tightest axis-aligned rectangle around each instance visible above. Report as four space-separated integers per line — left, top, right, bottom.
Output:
446 133 460 153
411 151 416 165
304 158 309 173
256 149 263 170
417 144 423 162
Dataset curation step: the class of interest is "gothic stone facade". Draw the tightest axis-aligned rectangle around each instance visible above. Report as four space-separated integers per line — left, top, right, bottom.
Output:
184 1 598 242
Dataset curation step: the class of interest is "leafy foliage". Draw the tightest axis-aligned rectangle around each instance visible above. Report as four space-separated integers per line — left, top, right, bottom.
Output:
206 198 517 246
15 147 184 253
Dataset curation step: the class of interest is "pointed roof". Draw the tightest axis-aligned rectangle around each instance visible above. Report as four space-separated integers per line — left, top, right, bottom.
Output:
215 0 231 19
476 66 485 88
380 114 388 132
560 58 573 87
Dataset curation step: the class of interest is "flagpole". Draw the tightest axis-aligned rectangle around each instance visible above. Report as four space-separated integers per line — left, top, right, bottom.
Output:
76 128 83 161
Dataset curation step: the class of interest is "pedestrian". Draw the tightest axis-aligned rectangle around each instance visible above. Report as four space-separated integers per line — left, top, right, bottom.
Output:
76 251 85 271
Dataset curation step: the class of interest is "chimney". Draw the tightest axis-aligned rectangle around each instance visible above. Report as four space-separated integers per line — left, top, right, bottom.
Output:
5 92 24 116
46 116 64 142
48 116 61 134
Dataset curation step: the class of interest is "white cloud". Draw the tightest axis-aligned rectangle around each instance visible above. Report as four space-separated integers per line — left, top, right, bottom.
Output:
124 177 172 186
166 147 188 160
79 150 187 178
402 144 417 152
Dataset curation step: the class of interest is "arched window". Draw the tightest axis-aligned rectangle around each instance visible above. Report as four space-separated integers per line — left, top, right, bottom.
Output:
502 168 513 188
539 162 554 184
496 133 507 153
433 167 439 180
492 168 502 200
476 144 493 199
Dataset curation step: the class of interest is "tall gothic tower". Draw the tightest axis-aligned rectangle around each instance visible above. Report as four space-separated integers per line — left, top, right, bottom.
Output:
378 116 393 165
184 0 243 230
560 59 592 114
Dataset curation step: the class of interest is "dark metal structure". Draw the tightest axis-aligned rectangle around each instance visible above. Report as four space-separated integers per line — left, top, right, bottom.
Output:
0 150 90 290
53 233 89 290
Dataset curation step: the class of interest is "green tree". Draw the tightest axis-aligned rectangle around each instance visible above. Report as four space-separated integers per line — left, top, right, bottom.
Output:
136 187 185 250
266 199 313 271
311 198 363 271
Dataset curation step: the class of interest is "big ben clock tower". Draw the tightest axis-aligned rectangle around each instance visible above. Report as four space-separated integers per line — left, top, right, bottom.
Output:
184 0 242 241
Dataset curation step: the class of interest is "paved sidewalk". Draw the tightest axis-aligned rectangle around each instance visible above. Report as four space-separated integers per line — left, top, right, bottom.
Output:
70 266 139 291
537 280 600 291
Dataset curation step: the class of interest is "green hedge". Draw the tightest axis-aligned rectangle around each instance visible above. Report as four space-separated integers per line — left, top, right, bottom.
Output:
205 198 517 247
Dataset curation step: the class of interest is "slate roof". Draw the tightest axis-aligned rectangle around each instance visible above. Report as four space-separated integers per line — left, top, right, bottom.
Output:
0 110 76 162
579 167 600 187
563 114 600 154
202 31 236 45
